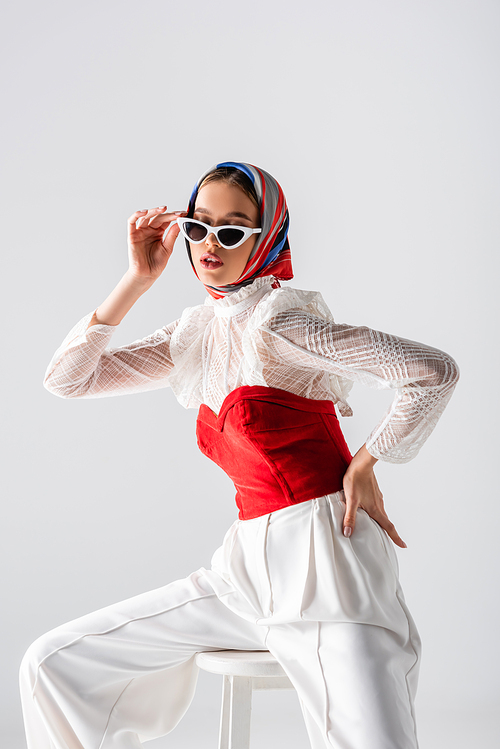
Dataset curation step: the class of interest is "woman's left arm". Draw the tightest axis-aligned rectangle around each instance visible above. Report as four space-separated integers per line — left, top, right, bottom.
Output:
263 310 460 545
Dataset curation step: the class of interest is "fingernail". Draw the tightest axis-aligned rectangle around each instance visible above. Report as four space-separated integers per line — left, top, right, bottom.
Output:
174 210 186 215
402 541 407 548
157 205 166 210
343 526 352 538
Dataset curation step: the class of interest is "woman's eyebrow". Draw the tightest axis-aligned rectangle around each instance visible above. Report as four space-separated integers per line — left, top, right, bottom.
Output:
194 206 254 222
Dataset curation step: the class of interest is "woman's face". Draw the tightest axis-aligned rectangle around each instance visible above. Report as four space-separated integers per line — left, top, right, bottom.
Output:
190 180 261 287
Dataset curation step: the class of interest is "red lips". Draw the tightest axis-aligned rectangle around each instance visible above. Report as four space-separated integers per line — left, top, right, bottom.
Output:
200 252 224 269
201 252 223 263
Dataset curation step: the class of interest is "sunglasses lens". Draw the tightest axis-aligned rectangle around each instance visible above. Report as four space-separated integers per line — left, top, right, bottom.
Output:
184 221 208 242
218 228 246 247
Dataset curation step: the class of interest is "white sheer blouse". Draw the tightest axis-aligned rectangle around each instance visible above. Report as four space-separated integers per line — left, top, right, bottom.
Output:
44 277 459 463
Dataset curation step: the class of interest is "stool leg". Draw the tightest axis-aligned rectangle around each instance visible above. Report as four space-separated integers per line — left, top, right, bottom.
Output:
219 675 252 749
219 675 232 749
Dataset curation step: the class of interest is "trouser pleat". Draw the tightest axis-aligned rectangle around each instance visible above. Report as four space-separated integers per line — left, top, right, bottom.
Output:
266 620 420 749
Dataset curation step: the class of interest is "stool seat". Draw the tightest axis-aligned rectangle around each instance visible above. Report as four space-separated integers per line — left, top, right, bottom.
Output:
195 650 296 748
195 649 287 678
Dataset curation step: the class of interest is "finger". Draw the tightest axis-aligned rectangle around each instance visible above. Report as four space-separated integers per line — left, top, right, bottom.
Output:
144 206 167 215
369 510 407 549
145 206 168 218
129 209 165 231
385 523 407 549
135 208 172 230
128 209 149 225
135 215 157 230
161 221 182 250
342 494 359 538
148 211 187 229
129 206 169 228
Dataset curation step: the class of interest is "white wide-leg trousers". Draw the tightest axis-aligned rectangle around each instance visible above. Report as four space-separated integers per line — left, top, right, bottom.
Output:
20 495 421 749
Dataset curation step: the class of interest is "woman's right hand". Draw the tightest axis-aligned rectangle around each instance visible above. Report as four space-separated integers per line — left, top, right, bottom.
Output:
127 206 188 282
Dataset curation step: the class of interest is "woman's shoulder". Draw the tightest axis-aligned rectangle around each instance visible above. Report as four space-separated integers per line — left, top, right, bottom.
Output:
254 283 336 325
168 300 215 358
176 299 215 326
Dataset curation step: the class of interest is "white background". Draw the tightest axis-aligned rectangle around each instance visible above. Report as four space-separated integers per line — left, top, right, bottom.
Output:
1 1 499 747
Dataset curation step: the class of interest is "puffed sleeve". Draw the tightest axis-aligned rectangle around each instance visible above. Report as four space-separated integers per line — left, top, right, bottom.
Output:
262 310 460 463
44 310 180 399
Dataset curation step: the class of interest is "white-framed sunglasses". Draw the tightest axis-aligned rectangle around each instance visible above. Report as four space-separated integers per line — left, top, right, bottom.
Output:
176 217 262 250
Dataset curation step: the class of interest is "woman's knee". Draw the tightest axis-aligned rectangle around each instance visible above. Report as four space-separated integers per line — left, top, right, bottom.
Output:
20 625 71 692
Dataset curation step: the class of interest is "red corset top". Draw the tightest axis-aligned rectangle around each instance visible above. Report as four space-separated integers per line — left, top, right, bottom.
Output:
196 386 352 520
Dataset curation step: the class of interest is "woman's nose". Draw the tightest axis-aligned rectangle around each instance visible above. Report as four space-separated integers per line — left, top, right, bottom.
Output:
205 232 220 248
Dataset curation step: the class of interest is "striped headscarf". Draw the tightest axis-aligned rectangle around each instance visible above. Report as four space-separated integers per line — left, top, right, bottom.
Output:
185 161 293 299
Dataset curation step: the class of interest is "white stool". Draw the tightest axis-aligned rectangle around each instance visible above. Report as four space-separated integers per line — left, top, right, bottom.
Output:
195 650 295 749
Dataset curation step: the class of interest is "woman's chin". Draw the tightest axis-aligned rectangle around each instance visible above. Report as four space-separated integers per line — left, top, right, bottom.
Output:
196 267 240 287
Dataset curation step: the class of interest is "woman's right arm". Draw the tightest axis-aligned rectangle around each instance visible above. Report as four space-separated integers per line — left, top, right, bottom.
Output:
44 205 188 398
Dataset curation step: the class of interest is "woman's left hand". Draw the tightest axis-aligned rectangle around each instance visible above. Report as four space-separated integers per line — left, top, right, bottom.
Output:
342 445 407 548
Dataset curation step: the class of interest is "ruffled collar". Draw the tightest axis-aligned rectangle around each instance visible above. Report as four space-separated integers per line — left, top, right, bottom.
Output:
205 277 277 318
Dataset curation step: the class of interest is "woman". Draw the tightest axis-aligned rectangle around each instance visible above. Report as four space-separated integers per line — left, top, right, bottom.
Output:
20 161 459 749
